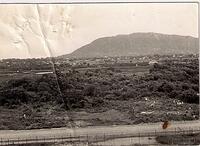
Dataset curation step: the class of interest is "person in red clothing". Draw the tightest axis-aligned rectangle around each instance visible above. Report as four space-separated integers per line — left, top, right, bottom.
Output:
162 121 170 129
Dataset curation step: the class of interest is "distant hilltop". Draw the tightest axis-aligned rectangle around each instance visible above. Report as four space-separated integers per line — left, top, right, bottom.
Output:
60 32 199 59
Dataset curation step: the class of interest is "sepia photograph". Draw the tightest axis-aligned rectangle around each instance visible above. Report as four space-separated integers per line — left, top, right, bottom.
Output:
0 1 199 145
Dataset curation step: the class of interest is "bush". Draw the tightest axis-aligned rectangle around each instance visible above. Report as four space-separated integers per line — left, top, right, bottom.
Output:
177 89 199 104
37 82 51 92
157 82 175 93
63 90 85 108
84 85 98 97
121 89 138 100
0 87 31 106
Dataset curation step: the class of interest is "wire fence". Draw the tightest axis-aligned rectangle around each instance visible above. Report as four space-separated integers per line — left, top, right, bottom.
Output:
0 127 200 146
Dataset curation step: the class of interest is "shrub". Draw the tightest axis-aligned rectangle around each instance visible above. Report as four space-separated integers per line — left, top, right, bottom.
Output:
177 89 199 104
84 85 98 97
63 90 85 108
121 89 138 100
0 87 31 106
157 82 175 93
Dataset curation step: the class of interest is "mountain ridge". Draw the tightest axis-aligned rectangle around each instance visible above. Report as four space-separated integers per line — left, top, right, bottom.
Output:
60 32 199 59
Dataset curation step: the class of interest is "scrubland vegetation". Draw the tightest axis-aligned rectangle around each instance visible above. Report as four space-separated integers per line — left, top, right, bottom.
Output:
0 58 198 108
0 55 199 129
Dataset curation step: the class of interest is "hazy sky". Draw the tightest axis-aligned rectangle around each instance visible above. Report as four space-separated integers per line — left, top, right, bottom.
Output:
0 3 198 59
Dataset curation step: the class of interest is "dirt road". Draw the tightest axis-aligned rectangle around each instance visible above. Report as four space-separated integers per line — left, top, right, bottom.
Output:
0 120 199 144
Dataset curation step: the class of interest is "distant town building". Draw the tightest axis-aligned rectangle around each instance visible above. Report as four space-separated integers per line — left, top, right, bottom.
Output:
148 60 158 65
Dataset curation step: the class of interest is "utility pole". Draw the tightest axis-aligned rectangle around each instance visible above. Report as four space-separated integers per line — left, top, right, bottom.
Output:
197 93 200 118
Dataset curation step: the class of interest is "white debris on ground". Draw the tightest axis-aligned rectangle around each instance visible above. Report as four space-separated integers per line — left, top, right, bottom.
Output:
140 111 154 115
150 101 156 107
177 101 184 105
173 99 184 105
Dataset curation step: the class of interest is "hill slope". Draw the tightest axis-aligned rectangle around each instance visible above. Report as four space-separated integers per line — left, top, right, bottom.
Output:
62 33 198 58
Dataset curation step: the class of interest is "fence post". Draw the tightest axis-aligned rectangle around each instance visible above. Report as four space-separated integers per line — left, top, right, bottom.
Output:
138 132 140 144
69 134 71 142
193 136 196 144
104 133 106 145
87 134 89 143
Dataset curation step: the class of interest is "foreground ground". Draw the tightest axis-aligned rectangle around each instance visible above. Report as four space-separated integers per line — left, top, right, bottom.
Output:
0 97 198 130
156 133 200 145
